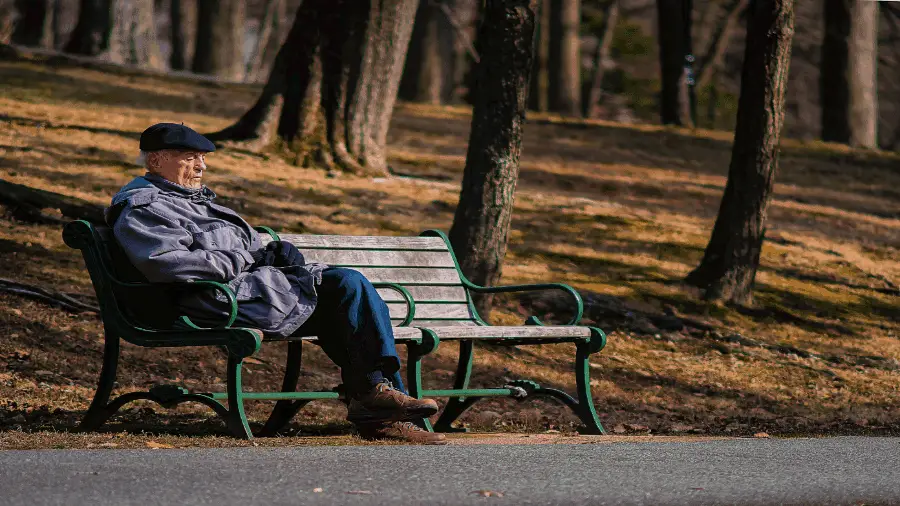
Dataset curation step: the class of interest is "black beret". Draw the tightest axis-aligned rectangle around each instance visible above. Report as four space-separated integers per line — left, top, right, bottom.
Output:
139 123 216 152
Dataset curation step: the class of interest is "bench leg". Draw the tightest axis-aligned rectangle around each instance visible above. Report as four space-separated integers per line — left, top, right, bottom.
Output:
574 331 607 435
258 341 311 436
78 332 121 432
433 339 475 433
225 354 253 439
407 330 438 432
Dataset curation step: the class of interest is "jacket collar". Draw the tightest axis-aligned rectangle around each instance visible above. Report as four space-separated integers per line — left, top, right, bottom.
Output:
144 172 217 203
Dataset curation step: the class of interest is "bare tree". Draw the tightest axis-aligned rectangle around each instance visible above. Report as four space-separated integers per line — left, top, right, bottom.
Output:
208 0 418 177
245 0 287 83
11 0 55 48
449 0 538 318
169 0 196 71
528 0 548 111
547 0 580 115
821 0 878 148
695 0 749 90
583 0 619 118
193 0 245 80
399 1 445 104
64 0 113 56
686 0 795 304
656 0 693 126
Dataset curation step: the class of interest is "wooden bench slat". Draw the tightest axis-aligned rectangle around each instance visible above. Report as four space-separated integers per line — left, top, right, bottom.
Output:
279 234 449 251
396 319 479 327
421 326 592 339
386 303 472 320
340 267 462 284
376 286 468 302
300 249 456 268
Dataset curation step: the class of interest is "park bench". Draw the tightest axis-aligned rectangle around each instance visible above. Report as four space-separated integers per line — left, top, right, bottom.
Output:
63 220 608 439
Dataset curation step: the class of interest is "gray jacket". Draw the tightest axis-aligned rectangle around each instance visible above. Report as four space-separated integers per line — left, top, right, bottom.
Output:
107 173 327 336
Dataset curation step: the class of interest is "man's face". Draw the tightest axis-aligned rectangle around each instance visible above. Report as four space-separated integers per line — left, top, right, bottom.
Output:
148 149 208 189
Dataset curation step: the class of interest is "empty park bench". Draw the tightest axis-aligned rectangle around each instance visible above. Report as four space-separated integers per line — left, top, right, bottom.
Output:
63 220 608 439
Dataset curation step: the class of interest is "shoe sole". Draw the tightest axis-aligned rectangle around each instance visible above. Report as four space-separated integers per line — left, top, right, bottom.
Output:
347 404 439 424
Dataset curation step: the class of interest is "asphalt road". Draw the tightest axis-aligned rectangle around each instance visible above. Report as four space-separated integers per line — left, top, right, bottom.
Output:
1 437 898 505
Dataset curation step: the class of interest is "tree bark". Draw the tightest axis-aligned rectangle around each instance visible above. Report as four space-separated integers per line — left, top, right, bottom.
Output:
110 0 162 69
656 0 693 126
547 0 580 115
64 0 113 56
11 0 55 48
821 0 878 148
528 0 548 111
685 0 795 305
192 0 245 80
245 0 286 83
449 0 537 319
51 0 79 49
695 0 748 91
208 0 418 177
399 1 444 104
169 0 196 71
583 0 619 118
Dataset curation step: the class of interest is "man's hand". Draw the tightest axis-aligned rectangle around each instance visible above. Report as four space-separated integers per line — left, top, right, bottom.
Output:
250 241 305 269
268 240 305 268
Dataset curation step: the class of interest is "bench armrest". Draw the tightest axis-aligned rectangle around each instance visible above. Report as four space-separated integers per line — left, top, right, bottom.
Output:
371 282 416 326
465 282 584 326
110 278 239 329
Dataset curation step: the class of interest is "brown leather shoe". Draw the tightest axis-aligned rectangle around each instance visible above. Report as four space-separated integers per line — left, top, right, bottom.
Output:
346 381 439 423
357 421 448 445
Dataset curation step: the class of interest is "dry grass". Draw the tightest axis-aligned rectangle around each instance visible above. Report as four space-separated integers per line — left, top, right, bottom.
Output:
0 57 898 447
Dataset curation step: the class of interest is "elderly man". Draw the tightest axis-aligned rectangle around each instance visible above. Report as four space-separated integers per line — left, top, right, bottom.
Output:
106 123 445 444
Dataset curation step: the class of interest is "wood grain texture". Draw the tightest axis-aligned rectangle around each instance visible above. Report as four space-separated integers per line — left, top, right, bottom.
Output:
279 234 449 251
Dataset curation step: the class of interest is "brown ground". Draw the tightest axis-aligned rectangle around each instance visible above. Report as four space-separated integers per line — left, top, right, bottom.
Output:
0 55 898 448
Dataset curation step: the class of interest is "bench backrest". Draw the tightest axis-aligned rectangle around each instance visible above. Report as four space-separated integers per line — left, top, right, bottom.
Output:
65 220 480 330
273 234 479 327
63 221 184 332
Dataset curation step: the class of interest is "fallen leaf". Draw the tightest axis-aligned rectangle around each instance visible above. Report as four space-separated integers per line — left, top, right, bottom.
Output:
99 443 119 448
145 441 174 449
753 432 770 438
671 424 695 432
312 488 323 493
12 309 22 316
612 424 626 434
472 490 504 498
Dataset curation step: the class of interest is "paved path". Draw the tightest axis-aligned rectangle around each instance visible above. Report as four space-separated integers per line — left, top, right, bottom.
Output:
2 437 899 505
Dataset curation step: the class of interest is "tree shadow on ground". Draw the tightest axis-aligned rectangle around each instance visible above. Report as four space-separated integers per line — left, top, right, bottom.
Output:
0 66 253 119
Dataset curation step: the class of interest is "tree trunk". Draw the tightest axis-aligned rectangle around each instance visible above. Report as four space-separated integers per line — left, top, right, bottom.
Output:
110 0 162 69
695 0 749 91
439 0 479 103
11 0 55 48
208 0 418 177
399 1 443 104
52 0 79 49
192 0 245 80
449 0 537 319
528 0 548 111
547 0 580 115
656 0 693 126
63 0 158 66
685 0 795 305
821 0 878 148
245 0 286 83
583 0 619 118
64 0 113 56
169 0 196 71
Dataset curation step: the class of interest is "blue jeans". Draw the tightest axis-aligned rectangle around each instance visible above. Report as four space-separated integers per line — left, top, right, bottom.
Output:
293 268 405 395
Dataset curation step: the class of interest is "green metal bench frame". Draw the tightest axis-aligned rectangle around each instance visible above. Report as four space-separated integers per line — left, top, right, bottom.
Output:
64 220 607 438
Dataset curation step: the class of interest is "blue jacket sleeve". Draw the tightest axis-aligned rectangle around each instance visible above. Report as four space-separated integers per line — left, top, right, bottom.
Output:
113 204 255 283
